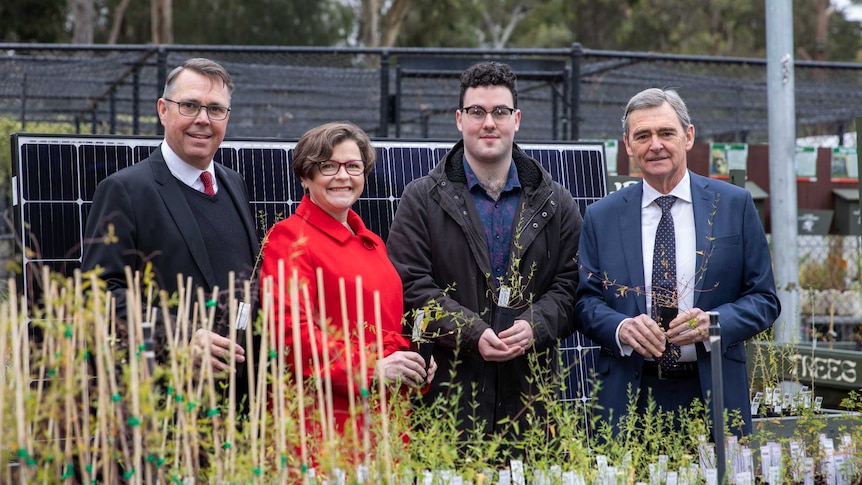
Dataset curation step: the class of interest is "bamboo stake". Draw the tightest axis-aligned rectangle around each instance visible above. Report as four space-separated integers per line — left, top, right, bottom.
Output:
315 268 336 454
74 271 92 485
60 283 77 484
355 275 371 466
301 284 328 448
255 275 273 485
89 273 114 483
288 266 309 481
274 267 287 481
124 268 142 485
171 275 196 480
373 291 392 484
0 288 9 482
196 285 224 479
338 277 360 467
226 272 238 478
102 292 132 483
12 288 32 483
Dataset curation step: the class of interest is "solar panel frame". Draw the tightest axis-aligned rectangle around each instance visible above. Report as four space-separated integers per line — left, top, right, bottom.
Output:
12 133 607 417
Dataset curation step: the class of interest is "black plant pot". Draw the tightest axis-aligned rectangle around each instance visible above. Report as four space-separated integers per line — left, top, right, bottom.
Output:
417 340 434 371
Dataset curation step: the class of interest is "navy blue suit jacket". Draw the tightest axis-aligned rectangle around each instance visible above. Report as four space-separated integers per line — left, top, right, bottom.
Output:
575 171 780 435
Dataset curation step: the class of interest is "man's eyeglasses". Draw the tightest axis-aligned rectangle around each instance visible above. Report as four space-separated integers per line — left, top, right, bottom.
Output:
316 160 366 176
163 98 231 121
461 105 516 122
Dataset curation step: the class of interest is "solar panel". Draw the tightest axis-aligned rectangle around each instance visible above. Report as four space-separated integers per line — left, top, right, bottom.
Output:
12 133 607 415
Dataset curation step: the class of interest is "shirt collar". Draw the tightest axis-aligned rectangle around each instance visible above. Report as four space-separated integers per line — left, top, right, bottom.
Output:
642 170 692 208
160 141 215 188
462 156 521 193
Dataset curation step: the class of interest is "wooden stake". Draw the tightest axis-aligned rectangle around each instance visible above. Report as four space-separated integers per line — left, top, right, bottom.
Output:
355 275 371 465
315 267 336 462
302 284 328 447
338 277 360 466
373 291 393 484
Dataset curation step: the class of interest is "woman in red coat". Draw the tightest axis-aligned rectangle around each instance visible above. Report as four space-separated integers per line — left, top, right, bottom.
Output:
260 122 435 469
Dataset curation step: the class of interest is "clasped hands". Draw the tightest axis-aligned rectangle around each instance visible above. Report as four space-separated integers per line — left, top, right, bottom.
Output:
478 319 534 362
619 308 709 359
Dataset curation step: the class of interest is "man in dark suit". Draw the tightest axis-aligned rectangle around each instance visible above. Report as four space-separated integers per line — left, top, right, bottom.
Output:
82 58 258 374
575 88 780 436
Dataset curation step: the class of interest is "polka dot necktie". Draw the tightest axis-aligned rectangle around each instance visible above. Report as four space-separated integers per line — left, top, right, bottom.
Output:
652 195 680 370
200 171 215 196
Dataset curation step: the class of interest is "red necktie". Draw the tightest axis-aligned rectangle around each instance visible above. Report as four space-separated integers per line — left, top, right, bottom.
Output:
200 171 215 196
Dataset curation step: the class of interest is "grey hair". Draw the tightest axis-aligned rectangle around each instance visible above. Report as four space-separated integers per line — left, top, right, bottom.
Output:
162 58 234 99
622 88 691 137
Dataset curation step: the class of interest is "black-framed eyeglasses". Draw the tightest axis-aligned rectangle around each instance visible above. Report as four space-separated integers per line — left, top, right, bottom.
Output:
461 105 516 122
316 160 366 176
163 98 231 121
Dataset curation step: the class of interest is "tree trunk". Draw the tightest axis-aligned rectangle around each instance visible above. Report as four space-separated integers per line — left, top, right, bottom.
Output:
68 0 95 44
107 0 133 44
359 0 381 47
151 0 174 44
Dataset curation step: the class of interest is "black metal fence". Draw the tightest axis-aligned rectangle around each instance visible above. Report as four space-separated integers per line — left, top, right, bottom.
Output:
2 43 862 143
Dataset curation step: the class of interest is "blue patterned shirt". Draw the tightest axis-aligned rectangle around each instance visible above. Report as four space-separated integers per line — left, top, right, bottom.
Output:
463 157 522 281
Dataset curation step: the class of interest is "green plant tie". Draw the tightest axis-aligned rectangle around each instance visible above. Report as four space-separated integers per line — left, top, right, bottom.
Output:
112 394 121 402
123 468 135 479
360 387 369 398
206 408 220 417
206 299 217 307
282 456 288 469
47 368 57 377
17 448 27 459
64 324 73 338
269 349 277 360
85 464 92 473
82 350 90 359
138 344 146 352
253 467 262 476
166 386 174 396
186 401 197 412
127 416 141 427
222 442 232 449
61 463 74 479
175 394 183 403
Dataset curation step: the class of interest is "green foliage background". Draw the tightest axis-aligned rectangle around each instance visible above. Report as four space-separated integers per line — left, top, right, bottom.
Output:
1 0 861 60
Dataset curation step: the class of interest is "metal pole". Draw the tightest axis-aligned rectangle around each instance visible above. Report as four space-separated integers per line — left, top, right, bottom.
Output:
570 43 582 141
708 311 726 484
766 0 799 344
379 51 390 138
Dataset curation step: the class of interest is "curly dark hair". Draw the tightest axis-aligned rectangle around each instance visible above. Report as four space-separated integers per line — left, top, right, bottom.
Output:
458 61 518 109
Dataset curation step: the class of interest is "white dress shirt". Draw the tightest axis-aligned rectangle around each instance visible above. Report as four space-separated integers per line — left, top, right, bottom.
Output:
161 142 218 195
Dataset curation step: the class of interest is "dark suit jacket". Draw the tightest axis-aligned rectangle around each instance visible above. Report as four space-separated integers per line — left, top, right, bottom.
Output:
82 146 259 341
575 171 780 435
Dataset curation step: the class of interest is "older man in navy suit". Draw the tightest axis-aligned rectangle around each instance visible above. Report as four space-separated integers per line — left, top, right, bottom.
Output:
83 58 258 374
575 88 780 436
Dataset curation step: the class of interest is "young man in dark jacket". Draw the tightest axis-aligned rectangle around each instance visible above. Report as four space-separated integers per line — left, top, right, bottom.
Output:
387 61 582 458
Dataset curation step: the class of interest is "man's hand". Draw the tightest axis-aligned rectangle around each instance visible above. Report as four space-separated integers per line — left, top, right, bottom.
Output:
375 350 433 389
498 319 534 351
619 315 666 358
191 328 245 373
667 308 708 346
478 328 524 362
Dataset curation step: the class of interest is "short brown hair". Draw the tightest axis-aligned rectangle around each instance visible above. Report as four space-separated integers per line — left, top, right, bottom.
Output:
292 122 376 180
163 58 234 99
